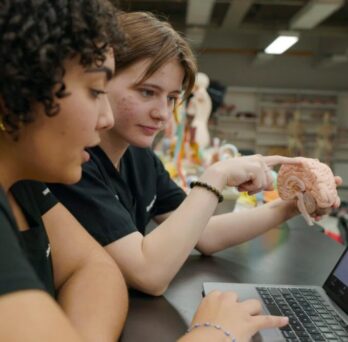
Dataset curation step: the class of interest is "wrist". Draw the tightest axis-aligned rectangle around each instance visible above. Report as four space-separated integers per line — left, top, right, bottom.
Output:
183 323 235 342
278 198 299 218
190 181 224 203
200 163 227 192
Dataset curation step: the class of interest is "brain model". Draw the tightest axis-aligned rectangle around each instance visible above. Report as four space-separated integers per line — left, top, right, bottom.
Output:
278 158 339 225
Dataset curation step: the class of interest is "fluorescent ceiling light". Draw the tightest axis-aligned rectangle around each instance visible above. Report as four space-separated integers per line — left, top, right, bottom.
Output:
264 32 299 55
290 0 344 30
186 0 215 26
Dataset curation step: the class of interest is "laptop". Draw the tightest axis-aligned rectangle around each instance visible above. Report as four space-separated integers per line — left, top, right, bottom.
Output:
203 247 348 342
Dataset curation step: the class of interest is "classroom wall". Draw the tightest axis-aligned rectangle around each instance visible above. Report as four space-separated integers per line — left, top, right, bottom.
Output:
195 30 348 91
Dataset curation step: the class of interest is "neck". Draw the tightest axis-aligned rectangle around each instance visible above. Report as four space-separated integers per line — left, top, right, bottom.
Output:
0 144 23 192
99 130 129 168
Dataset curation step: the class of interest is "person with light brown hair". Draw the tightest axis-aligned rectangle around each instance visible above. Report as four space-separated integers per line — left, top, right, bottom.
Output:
49 11 340 339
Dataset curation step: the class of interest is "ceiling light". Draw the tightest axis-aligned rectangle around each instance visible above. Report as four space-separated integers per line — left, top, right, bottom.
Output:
264 32 299 55
290 0 344 30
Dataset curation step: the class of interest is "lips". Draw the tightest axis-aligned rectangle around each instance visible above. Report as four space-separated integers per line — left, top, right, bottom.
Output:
82 139 100 163
139 125 160 136
82 150 90 162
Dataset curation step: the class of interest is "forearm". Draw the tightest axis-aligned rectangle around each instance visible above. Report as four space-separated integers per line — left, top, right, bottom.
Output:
57 259 128 342
117 167 226 295
0 290 83 342
197 198 299 254
138 187 220 293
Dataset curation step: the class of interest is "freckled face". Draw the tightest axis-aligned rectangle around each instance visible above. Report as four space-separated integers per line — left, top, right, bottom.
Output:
106 58 185 148
14 52 115 184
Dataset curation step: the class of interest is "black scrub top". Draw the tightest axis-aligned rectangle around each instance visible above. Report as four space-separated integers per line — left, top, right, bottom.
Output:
50 146 186 246
0 180 58 298
10 180 58 297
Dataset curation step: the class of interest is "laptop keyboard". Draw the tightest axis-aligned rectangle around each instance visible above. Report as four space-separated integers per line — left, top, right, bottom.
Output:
256 287 348 342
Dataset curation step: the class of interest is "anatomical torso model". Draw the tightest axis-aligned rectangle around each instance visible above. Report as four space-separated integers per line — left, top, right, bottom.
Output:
186 72 212 149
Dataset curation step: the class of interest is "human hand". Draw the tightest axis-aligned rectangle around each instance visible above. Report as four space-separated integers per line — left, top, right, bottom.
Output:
186 291 288 342
214 155 301 195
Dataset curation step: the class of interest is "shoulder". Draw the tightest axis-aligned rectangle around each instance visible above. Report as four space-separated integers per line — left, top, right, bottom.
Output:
11 180 57 215
0 188 44 295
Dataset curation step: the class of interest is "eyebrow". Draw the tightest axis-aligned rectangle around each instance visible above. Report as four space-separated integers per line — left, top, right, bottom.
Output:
139 82 182 95
85 66 113 81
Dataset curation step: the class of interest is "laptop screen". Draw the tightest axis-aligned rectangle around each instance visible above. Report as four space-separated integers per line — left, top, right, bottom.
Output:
324 247 348 314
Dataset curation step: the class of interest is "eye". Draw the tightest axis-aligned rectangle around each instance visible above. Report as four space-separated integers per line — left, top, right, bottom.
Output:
167 96 178 106
90 88 107 98
140 89 155 98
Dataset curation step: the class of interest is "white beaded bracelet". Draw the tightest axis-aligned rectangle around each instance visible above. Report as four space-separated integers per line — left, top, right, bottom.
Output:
187 322 237 341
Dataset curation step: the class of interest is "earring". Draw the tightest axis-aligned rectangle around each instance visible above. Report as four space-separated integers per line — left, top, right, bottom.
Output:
0 121 6 132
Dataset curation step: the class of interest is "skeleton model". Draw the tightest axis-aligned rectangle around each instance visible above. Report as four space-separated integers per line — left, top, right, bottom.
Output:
315 112 335 165
287 110 304 157
278 157 339 226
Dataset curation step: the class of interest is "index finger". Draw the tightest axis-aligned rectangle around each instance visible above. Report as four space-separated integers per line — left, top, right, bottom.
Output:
253 315 289 331
263 155 302 167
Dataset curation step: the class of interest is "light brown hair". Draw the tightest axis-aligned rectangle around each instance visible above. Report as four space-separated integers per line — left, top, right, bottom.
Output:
115 11 197 99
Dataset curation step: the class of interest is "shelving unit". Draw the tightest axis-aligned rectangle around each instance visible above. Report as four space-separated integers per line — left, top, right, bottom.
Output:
256 90 338 158
209 87 341 160
209 115 257 151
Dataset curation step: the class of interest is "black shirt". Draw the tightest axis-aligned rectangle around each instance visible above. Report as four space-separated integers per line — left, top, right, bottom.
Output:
11 180 57 297
0 181 57 298
50 146 186 246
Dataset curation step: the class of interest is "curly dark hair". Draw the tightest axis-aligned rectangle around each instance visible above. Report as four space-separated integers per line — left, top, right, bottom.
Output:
0 0 123 137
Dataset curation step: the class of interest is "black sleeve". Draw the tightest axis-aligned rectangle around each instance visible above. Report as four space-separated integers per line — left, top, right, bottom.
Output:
0 190 44 296
11 181 58 215
49 162 138 246
150 151 187 216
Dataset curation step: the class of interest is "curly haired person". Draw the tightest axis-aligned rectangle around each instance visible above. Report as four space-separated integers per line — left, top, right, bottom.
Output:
0 1 128 341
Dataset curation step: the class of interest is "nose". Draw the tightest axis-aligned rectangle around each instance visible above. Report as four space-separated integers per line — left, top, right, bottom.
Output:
96 95 115 131
150 96 171 122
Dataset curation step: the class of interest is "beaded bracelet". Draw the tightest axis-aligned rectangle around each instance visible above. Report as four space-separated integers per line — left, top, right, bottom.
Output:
187 322 236 341
190 181 224 203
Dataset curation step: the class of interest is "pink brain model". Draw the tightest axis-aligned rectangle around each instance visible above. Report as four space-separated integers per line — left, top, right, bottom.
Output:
277 157 339 225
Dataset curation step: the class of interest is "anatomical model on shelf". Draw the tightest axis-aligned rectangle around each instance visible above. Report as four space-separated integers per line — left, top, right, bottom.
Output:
186 72 212 149
287 110 305 156
277 157 339 226
261 109 274 127
275 109 287 128
314 112 335 165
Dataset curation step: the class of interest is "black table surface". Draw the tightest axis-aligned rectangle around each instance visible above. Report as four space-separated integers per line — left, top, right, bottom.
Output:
121 216 345 341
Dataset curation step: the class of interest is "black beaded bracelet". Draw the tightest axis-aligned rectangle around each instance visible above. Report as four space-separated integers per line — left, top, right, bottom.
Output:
190 181 224 203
